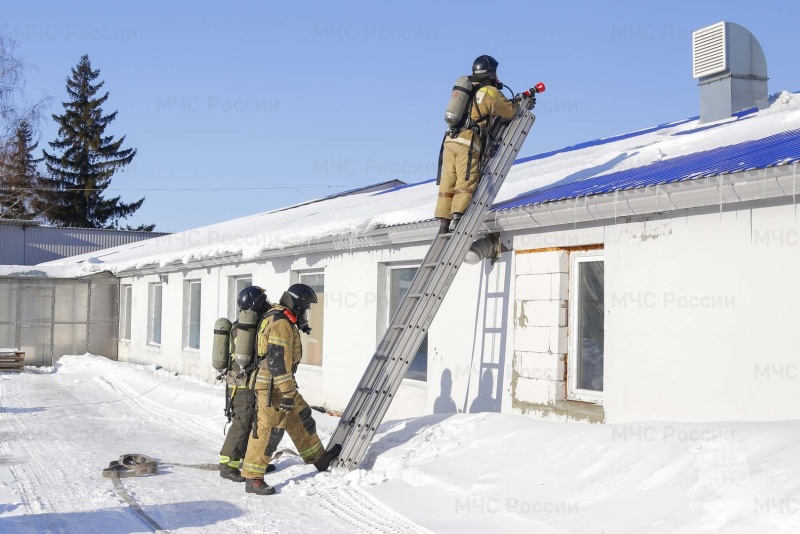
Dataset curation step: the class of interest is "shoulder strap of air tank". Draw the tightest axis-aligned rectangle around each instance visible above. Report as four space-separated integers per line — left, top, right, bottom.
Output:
265 309 291 324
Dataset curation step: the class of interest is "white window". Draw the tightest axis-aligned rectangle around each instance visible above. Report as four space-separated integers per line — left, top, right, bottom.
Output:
389 266 427 382
120 285 132 341
228 276 252 319
147 283 163 345
568 253 605 403
183 280 202 350
299 272 324 366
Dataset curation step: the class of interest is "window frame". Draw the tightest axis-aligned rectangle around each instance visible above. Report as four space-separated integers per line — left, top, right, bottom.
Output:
298 271 325 367
228 275 253 319
147 283 163 346
386 264 428 383
120 285 132 341
183 280 202 351
567 252 605 404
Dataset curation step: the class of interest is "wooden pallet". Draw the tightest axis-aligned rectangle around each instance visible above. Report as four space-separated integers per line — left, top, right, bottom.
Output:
0 351 24 372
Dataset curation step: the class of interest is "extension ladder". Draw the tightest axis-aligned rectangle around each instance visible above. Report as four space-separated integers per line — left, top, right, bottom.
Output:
328 90 540 470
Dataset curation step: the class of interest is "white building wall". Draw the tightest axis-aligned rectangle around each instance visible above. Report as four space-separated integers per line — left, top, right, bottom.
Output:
507 201 800 424
116 240 496 421
605 203 800 423
114 200 800 425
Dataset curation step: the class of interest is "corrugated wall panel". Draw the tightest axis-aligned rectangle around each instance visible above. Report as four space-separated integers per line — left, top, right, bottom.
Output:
0 226 27 265
1 226 167 266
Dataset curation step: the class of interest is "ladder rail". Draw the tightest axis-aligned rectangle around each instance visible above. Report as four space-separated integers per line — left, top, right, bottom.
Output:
327 235 452 447
339 109 537 468
329 97 537 469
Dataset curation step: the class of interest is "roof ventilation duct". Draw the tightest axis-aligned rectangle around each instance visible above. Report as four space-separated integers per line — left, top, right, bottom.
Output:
692 21 768 124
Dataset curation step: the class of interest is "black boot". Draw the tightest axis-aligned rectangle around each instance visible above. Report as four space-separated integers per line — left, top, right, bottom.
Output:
449 213 463 232
313 444 342 472
437 217 451 234
219 464 245 482
245 478 276 496
221 463 274 482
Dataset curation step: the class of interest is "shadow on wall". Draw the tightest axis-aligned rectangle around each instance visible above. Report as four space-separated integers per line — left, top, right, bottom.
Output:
0 500 243 533
434 368 500 414
433 368 458 414
469 369 500 414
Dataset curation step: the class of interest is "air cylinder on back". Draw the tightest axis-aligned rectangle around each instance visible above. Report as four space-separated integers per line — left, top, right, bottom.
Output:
444 75 473 128
234 309 259 370
212 318 233 371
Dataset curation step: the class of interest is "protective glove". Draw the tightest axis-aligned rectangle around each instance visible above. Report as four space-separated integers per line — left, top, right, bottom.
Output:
278 395 295 413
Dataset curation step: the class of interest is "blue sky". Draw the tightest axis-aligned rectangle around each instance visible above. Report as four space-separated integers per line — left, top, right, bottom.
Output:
4 0 798 232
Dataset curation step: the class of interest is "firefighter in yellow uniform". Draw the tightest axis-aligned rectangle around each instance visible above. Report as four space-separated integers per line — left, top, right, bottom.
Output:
241 283 341 495
435 55 519 233
218 286 274 482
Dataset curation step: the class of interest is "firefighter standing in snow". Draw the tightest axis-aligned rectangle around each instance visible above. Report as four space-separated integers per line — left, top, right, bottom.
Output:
241 284 341 495
435 55 518 233
217 286 274 482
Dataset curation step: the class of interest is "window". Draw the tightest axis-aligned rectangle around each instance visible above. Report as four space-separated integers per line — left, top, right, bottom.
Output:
120 285 132 341
228 276 252 319
148 283 163 345
183 280 202 350
389 267 427 382
568 254 604 403
299 272 324 366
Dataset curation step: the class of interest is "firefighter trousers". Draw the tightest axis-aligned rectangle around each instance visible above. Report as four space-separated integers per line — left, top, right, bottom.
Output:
240 388 324 479
435 141 482 219
218 386 254 469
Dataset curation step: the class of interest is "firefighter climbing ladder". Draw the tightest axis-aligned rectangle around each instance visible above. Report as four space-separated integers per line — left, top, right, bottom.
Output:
328 88 542 470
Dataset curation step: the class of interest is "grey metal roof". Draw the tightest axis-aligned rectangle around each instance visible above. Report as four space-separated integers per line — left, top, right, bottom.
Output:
0 225 168 266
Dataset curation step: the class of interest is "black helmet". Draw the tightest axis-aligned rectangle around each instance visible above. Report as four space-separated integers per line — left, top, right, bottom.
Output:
279 283 318 317
238 286 270 314
472 55 499 82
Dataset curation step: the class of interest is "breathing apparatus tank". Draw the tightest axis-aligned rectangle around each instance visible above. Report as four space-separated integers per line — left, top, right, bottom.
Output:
211 318 233 371
233 309 259 370
444 75 474 129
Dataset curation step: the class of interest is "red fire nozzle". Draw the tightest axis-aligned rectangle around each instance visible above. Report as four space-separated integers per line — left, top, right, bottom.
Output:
522 82 546 98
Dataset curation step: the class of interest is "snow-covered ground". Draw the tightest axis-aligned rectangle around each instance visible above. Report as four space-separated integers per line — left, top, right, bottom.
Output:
1 355 799 533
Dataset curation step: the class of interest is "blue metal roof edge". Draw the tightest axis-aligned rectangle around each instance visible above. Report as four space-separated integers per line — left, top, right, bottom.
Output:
492 127 800 211
514 117 698 165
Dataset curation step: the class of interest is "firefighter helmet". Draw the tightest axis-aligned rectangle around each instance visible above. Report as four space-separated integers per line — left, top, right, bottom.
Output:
279 284 318 316
472 55 499 82
237 286 270 314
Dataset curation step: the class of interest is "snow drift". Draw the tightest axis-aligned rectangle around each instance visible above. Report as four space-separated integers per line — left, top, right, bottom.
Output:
2 355 799 532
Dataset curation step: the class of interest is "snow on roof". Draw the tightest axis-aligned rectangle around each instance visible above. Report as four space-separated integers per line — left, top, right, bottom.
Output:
0 263 102 279
41 91 800 274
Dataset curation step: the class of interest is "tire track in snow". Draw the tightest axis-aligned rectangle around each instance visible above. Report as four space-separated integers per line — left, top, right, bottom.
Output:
0 380 75 534
94 376 221 451
94 375 431 533
311 484 433 534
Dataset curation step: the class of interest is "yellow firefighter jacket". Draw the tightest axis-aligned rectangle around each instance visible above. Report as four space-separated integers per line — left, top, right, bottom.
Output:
445 84 518 151
253 305 302 398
